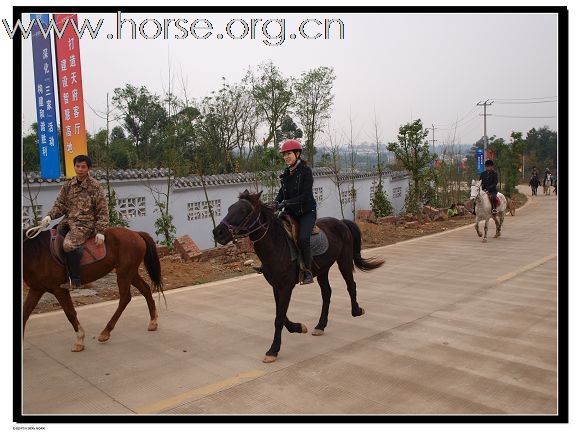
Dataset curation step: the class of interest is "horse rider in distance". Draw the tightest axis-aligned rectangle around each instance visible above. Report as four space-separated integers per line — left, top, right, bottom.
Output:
479 159 499 214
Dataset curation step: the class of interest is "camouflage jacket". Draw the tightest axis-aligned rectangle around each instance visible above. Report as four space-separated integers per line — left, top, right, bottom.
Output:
48 175 109 233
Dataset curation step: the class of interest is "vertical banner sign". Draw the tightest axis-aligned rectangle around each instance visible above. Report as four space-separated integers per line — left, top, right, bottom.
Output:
54 14 88 177
476 148 484 173
31 14 61 179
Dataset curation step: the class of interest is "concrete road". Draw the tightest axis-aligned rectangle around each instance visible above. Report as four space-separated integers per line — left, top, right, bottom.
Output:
22 186 558 415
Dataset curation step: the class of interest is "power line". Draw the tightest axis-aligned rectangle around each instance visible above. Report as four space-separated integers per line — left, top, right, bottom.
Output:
493 95 557 101
495 100 557 105
436 106 478 129
437 114 480 131
490 115 557 119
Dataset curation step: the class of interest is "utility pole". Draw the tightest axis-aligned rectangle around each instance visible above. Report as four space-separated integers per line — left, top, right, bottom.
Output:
477 99 493 159
431 123 437 155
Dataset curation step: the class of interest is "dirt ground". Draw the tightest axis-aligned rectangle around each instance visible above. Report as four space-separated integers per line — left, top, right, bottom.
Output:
24 192 527 314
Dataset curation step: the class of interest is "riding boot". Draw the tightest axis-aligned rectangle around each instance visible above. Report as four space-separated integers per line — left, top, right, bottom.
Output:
301 246 314 285
61 248 83 290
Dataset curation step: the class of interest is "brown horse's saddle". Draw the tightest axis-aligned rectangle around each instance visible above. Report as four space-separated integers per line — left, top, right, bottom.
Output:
49 228 107 267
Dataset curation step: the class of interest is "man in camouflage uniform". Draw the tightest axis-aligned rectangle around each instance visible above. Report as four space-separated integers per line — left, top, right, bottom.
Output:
40 155 109 290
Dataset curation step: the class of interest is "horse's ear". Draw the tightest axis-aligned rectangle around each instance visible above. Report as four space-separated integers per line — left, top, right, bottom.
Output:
257 190 263 199
242 189 249 195
471 179 476 186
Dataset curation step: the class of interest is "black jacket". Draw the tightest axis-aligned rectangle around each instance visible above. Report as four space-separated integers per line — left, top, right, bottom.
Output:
479 169 498 192
275 160 317 217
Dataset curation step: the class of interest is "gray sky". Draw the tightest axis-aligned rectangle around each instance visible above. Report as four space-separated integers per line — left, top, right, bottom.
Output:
20 12 558 146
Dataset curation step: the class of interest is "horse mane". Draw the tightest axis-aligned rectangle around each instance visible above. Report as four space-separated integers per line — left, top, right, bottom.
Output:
238 191 283 232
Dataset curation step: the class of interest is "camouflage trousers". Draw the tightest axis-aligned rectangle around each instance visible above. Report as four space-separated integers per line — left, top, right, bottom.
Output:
57 222 94 253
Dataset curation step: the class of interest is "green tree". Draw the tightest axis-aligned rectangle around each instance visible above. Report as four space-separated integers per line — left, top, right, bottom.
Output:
524 126 557 176
249 61 294 148
23 123 40 173
275 115 303 147
387 119 433 215
294 66 336 163
371 186 394 218
112 84 168 165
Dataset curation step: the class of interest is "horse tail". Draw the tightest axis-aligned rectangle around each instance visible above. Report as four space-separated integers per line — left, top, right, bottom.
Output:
137 231 166 307
342 219 385 271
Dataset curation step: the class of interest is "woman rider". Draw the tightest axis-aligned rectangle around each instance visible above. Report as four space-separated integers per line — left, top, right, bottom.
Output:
275 139 317 285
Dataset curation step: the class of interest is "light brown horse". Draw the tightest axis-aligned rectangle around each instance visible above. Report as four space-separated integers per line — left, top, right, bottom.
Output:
22 227 164 352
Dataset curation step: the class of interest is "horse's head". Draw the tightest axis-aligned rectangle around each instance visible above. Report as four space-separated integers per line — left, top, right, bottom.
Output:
212 190 265 245
469 179 482 201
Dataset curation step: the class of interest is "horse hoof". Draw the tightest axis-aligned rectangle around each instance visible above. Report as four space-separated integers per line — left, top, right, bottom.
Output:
312 329 325 336
300 324 308 334
482 239 487 243
98 332 110 342
360 308 365 315
71 344 84 352
353 307 365 317
477 233 482 238
263 355 277 363
148 320 158 331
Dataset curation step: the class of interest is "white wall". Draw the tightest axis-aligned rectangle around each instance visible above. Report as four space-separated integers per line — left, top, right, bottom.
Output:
22 172 409 250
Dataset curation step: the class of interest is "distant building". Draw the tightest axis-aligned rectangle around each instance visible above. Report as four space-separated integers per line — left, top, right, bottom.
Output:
22 167 410 250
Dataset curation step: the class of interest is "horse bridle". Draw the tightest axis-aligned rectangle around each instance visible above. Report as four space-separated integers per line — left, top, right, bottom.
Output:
219 199 270 243
470 184 482 203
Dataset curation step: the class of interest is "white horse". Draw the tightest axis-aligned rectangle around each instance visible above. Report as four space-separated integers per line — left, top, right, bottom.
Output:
543 173 552 195
469 180 507 243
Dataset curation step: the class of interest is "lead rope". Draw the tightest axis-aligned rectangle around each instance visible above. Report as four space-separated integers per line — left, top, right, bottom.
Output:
25 224 44 239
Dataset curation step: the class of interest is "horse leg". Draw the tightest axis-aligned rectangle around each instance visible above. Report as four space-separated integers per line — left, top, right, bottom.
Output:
264 286 294 363
475 217 482 237
493 214 501 237
483 218 489 243
270 286 304 334
51 288 85 352
313 270 332 336
98 274 133 342
131 274 158 332
338 255 365 317
22 288 44 335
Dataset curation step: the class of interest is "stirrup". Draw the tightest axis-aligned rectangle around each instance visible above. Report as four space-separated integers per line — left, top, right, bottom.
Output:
492 208 498 214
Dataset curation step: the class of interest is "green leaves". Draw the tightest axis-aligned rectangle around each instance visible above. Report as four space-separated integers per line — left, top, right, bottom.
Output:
294 66 336 163
387 119 433 215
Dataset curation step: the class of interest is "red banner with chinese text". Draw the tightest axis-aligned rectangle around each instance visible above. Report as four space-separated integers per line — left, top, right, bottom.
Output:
54 14 88 177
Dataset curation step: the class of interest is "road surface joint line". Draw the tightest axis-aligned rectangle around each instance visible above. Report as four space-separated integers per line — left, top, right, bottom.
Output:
496 254 557 283
135 370 267 414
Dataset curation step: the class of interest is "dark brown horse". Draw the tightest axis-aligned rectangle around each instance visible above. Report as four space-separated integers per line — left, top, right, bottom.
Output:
23 227 163 352
213 191 385 363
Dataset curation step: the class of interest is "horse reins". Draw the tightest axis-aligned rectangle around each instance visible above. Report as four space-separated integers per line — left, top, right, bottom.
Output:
219 200 270 244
